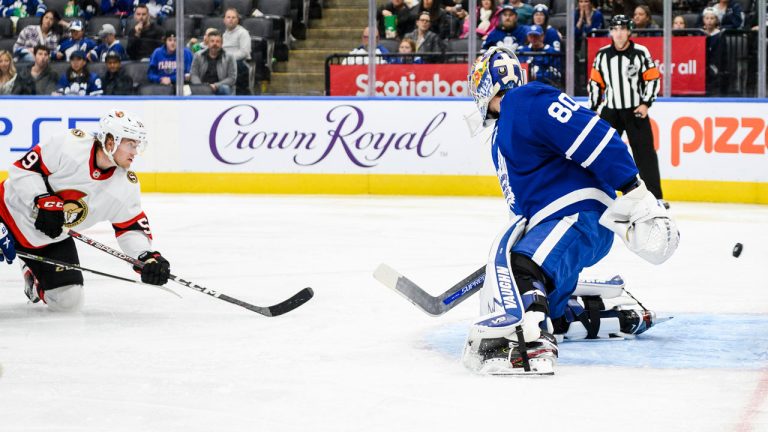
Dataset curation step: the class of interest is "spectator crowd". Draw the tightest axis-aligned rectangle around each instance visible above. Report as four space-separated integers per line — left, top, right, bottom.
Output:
0 0 282 95
340 0 764 92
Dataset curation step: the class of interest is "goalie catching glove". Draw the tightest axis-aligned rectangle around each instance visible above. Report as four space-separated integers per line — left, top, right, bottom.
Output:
599 179 680 264
134 251 171 285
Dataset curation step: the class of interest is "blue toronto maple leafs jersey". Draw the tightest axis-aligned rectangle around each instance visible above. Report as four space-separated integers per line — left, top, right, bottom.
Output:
491 81 639 228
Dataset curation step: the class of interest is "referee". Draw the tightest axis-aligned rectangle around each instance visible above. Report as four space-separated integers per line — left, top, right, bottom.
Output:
588 15 665 204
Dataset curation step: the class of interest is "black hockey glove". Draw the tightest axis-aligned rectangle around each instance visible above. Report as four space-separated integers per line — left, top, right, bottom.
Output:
34 194 65 239
135 251 171 285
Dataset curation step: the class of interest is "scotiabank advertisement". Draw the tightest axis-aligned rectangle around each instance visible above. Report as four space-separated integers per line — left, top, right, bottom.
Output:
587 36 706 95
329 64 469 96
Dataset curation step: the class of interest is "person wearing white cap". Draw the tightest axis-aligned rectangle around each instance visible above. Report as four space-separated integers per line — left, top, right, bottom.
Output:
54 19 97 61
701 7 726 96
87 23 128 62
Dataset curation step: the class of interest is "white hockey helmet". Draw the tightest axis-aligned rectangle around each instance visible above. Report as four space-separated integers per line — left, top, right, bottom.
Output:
97 109 148 163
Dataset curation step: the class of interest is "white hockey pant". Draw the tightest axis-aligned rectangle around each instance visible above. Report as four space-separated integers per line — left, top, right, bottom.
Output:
44 284 85 312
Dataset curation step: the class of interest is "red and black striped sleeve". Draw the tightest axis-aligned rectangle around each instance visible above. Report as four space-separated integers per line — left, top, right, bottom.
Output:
112 212 153 239
13 146 52 176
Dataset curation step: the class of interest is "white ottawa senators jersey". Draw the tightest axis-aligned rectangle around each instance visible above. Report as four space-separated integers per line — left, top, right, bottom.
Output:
0 128 153 258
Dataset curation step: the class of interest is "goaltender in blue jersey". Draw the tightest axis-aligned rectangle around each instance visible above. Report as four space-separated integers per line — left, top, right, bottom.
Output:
461 46 680 376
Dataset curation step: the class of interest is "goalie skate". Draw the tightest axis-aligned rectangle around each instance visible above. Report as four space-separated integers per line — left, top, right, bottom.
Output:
474 333 558 376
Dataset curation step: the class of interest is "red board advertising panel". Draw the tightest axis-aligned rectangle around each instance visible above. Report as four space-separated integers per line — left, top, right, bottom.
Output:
330 63 530 96
330 64 469 96
586 36 706 95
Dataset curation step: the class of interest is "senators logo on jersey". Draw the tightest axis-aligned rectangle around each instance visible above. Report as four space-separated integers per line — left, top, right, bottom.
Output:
71 128 86 138
57 189 89 227
127 171 138 183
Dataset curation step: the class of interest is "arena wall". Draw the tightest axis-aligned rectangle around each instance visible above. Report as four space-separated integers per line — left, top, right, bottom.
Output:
1 96 766 203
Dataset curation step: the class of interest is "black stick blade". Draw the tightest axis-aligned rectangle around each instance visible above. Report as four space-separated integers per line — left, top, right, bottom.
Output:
266 287 315 317
219 287 314 317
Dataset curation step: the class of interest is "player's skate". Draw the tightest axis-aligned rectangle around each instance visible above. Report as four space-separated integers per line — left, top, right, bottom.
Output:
553 275 670 341
476 331 558 376
22 263 44 304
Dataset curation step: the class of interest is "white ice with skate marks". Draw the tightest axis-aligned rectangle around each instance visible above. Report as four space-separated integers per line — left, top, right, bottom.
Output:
0 196 766 432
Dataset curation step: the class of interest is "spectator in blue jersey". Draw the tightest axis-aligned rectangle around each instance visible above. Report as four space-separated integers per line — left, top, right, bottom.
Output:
101 51 133 94
462 46 679 375
88 23 128 62
574 0 603 47
147 30 192 86
136 0 174 24
54 19 96 61
0 0 46 17
126 3 163 60
54 50 103 95
531 4 562 52
100 0 132 16
517 25 562 87
482 5 529 51
13 9 60 62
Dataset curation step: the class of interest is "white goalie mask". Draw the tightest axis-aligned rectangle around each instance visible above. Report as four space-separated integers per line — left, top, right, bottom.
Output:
97 109 148 164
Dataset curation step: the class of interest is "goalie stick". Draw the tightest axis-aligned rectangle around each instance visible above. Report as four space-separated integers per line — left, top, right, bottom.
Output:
66 229 314 317
373 264 486 316
16 251 181 298
373 264 626 317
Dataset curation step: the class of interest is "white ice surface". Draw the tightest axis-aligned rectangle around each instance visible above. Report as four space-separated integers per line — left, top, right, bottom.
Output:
1 195 767 432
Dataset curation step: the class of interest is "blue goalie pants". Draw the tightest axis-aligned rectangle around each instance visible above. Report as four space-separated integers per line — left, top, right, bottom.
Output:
512 211 614 320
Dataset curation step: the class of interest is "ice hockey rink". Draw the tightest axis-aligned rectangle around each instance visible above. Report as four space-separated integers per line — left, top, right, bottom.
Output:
1 194 766 432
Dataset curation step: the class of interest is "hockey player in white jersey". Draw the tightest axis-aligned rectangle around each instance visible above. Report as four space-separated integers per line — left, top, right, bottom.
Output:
0 109 171 312
462 47 680 375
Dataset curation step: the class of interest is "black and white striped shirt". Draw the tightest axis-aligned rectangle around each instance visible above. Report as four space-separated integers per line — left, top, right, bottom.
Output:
588 40 660 111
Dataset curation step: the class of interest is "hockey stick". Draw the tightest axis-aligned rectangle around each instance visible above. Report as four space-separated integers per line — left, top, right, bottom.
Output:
66 229 314 317
16 251 182 298
373 264 486 316
374 263 627 317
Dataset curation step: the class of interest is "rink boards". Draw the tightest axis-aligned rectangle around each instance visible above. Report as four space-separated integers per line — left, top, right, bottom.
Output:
0 96 766 203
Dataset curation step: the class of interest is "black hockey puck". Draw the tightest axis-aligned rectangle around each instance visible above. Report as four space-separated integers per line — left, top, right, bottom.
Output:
732 243 743 257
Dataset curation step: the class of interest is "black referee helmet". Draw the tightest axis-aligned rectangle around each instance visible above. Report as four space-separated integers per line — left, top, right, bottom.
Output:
608 15 635 30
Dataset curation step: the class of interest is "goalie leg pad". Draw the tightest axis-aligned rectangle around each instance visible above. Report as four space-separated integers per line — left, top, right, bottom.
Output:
464 223 558 373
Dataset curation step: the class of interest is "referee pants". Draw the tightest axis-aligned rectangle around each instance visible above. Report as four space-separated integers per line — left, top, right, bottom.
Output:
600 107 664 199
